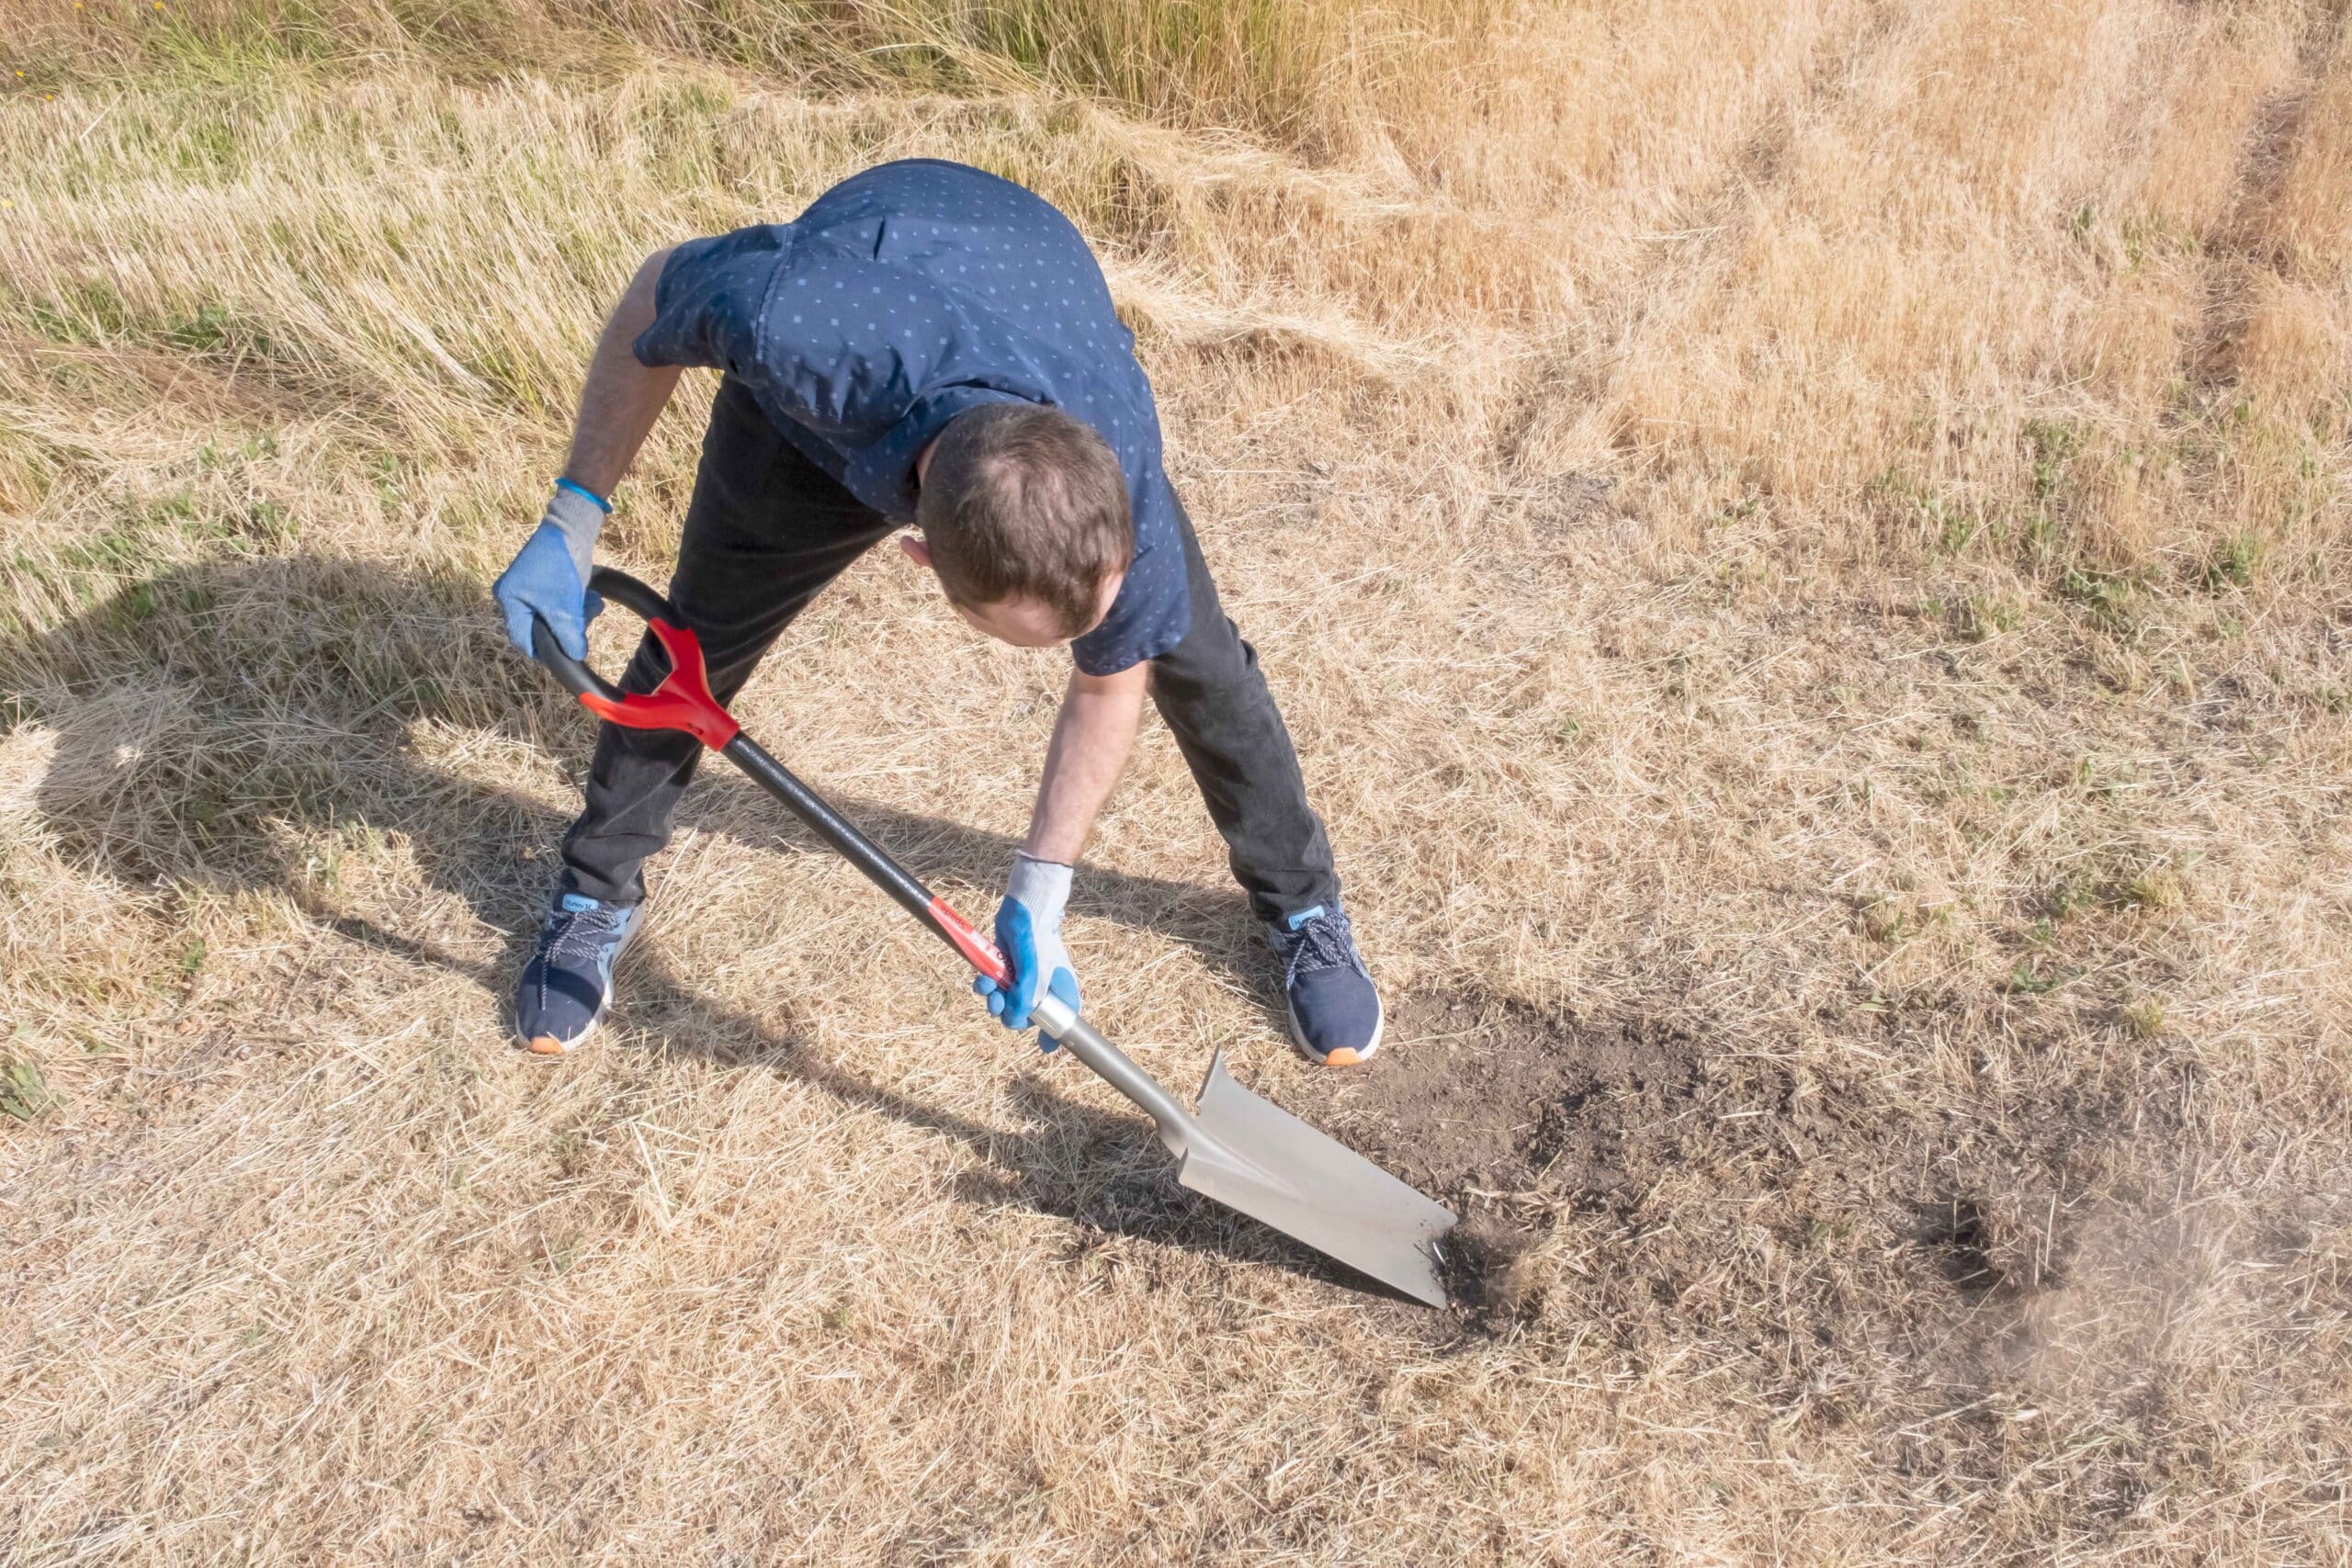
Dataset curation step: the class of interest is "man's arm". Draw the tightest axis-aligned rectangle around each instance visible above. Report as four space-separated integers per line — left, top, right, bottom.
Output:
492 245 683 658
563 246 683 498
1025 661 1149 863
974 660 1147 1032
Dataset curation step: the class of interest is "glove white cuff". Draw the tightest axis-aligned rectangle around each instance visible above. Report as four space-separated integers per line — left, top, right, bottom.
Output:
1006 852 1072 931
543 482 607 585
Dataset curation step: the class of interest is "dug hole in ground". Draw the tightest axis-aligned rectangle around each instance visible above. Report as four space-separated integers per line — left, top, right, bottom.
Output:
2 0 2350 1561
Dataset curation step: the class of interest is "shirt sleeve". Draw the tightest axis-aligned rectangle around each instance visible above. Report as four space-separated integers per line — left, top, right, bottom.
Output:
631 226 792 378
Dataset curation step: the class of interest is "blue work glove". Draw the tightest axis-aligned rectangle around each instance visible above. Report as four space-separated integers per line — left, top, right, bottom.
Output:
492 480 609 660
973 852 1080 1049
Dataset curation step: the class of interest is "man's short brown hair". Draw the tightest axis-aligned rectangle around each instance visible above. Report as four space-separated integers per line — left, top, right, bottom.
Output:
915 402 1133 638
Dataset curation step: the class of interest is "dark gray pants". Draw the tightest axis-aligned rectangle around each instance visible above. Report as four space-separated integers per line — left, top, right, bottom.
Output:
559 378 1339 926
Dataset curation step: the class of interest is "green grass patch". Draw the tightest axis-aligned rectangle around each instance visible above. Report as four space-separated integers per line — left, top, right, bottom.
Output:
2023 418 2082 502
0 488 301 638
2006 961 2065 996
19 276 134 345
15 277 287 367
1961 592 2023 641
1 1055 52 1122
2201 532 2262 592
2059 565 2131 622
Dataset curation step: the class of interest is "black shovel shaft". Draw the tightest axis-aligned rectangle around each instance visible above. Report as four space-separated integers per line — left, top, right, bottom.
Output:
719 733 1194 1141
719 732 953 951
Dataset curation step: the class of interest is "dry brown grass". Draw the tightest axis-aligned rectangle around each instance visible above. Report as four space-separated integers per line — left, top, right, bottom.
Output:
4 0 2350 1561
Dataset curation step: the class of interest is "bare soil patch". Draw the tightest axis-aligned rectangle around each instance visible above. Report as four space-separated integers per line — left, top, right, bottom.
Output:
1335 990 1705 1203
1329 990 1714 1321
1333 987 2156 1341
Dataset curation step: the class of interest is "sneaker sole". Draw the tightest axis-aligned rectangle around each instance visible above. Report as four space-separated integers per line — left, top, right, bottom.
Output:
516 909 644 1057
1286 996 1385 1067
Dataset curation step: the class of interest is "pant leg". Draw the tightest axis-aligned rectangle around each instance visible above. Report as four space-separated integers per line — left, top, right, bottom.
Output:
1146 493 1340 928
560 378 894 904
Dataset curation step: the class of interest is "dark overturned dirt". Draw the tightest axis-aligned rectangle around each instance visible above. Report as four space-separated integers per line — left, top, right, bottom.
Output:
1325 989 1714 1323
1329 985 2167 1345
1333 990 1705 1202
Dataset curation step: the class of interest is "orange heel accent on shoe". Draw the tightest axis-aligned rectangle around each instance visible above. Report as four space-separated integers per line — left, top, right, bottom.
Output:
1323 1047 1363 1066
526 1035 570 1055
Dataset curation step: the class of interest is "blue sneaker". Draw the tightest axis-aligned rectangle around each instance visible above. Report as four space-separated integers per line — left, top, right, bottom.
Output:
1270 903 1384 1066
514 891 643 1056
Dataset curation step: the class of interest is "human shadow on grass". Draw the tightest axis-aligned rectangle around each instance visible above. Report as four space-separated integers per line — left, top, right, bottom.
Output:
6 554 1270 994
8 555 1375 1294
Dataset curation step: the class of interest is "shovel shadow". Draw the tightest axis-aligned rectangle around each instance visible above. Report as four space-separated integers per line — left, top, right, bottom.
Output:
302 892 1376 1293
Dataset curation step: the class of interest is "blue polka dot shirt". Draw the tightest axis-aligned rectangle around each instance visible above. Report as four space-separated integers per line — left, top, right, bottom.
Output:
631 159 1188 675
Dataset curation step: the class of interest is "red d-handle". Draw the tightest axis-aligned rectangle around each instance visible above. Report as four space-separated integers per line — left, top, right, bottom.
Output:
528 568 740 750
576 616 741 750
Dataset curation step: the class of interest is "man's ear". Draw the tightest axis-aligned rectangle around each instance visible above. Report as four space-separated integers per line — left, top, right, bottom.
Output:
898 531 933 570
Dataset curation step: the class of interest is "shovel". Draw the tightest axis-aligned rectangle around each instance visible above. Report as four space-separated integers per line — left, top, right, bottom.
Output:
529 568 1456 1307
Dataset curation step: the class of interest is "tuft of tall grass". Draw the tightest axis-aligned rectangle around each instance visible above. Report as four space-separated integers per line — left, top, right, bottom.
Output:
4 0 1510 152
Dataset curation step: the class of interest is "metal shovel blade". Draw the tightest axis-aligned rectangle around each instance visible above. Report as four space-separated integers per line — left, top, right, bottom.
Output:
1031 998 1457 1306
1177 1049 1457 1307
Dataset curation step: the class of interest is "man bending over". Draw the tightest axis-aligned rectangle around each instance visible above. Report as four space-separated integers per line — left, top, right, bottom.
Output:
492 159 1382 1065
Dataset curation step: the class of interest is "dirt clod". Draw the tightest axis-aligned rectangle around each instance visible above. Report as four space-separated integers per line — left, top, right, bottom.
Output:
1440 1216 1544 1320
